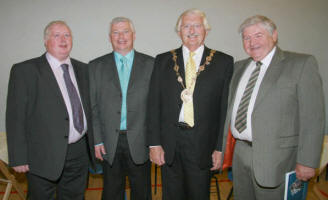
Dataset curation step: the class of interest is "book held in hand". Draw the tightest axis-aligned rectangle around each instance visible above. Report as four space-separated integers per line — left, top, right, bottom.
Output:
284 171 308 200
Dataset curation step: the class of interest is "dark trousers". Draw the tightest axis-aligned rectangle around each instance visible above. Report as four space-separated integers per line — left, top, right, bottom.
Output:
101 133 151 200
161 129 211 200
27 137 89 200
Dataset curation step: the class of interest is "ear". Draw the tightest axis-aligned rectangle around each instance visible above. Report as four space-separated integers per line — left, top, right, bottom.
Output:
272 30 278 43
44 39 48 49
109 33 112 44
205 30 209 37
178 30 182 38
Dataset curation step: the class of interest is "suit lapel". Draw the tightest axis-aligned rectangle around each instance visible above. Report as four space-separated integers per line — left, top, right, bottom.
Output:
71 59 89 112
254 47 285 109
71 59 83 95
168 47 184 112
176 47 185 86
228 59 252 110
37 54 66 106
106 53 122 90
193 46 210 96
127 51 142 92
199 46 210 68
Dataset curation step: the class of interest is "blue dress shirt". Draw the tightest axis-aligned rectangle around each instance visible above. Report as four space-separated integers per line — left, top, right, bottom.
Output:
114 50 134 130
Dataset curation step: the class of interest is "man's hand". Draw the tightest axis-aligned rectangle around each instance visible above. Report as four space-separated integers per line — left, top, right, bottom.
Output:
13 165 29 173
149 146 165 166
295 163 316 181
211 150 222 171
95 144 106 161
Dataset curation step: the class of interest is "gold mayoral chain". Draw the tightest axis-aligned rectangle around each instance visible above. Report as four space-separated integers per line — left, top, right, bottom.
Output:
170 49 216 103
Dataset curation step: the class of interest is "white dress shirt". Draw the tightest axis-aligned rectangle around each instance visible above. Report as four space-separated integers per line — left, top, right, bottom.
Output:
178 45 204 122
150 45 204 148
46 53 87 144
231 47 276 141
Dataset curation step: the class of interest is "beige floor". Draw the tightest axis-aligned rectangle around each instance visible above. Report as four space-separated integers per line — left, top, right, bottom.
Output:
1 164 327 200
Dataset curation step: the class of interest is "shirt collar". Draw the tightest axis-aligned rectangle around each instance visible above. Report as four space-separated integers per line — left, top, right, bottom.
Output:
114 49 135 62
182 45 204 58
46 52 71 68
257 46 276 67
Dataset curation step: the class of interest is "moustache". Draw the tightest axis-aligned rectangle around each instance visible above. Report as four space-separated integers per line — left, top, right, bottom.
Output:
187 34 199 38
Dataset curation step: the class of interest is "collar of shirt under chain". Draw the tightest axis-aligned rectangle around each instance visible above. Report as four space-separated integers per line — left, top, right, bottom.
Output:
171 48 216 89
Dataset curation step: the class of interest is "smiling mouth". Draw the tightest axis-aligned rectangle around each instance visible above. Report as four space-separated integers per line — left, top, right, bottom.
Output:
118 40 127 44
250 46 261 51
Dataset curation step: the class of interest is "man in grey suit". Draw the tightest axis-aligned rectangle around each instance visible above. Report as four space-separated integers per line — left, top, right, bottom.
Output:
89 17 154 200
6 21 94 199
221 15 325 199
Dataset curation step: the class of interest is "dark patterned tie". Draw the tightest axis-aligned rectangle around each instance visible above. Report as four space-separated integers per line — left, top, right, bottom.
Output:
235 61 262 133
61 64 84 134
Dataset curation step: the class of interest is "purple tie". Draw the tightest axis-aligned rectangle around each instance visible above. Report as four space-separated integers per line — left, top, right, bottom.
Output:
61 64 84 133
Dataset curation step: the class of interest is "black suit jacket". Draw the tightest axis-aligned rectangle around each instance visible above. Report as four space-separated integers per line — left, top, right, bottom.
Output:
6 54 95 181
147 46 233 168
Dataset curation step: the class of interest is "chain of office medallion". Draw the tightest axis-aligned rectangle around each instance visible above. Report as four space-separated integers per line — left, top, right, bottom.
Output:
170 49 216 89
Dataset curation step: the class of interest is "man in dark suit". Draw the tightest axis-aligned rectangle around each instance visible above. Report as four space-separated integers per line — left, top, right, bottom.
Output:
221 15 325 199
89 17 154 200
6 21 94 199
147 9 233 200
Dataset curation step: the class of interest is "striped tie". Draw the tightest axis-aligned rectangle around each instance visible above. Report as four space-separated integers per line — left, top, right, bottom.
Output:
235 61 262 133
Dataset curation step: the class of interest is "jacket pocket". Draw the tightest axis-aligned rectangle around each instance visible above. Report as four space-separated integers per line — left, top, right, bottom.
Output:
279 135 299 148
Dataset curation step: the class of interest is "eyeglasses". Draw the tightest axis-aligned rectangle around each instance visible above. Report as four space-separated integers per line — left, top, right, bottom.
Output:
111 30 132 36
181 24 203 30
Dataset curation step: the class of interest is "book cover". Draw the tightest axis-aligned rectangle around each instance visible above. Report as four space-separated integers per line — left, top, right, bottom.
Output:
284 171 308 200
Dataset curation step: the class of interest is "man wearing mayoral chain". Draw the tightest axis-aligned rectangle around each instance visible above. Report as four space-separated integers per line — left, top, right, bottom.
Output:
147 8 233 199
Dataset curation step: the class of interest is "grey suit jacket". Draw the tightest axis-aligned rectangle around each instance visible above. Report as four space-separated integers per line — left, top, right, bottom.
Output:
89 50 154 165
222 47 325 187
6 54 94 181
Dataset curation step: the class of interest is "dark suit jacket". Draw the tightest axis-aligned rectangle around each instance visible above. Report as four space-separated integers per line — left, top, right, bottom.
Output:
222 47 325 187
6 54 95 181
147 46 233 168
89 51 154 165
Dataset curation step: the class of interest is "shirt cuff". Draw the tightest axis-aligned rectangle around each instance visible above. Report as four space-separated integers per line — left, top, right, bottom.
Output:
149 145 160 148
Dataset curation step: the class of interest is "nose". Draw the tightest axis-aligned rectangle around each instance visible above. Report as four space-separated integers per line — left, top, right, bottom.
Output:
60 35 66 41
189 26 195 34
118 32 125 38
249 37 256 47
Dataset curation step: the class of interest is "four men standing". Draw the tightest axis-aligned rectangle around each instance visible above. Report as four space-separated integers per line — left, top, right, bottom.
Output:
5 10 325 200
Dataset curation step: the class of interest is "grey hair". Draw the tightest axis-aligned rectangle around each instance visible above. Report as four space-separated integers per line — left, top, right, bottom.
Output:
238 15 277 35
110 17 135 33
175 9 211 33
44 20 71 41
